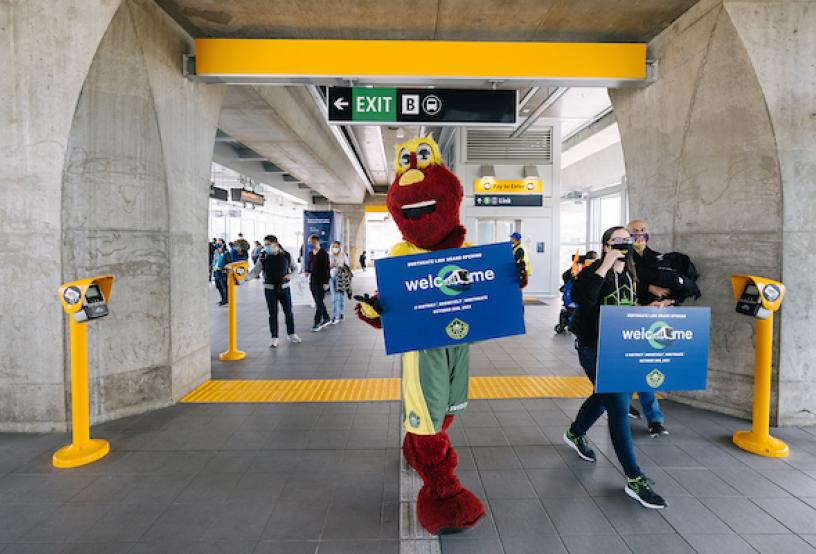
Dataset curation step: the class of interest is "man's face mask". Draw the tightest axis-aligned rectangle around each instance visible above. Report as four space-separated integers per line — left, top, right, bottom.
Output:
631 232 649 249
264 244 278 255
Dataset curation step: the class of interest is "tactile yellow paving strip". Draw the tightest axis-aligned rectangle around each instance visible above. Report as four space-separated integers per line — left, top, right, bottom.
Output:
180 375 594 403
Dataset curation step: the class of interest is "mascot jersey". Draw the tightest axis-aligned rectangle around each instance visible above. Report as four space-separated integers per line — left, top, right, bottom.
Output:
356 135 486 535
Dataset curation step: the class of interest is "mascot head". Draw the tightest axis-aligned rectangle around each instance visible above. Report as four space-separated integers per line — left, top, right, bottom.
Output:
386 135 465 250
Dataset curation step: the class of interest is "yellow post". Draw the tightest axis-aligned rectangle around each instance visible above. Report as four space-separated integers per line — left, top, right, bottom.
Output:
732 313 789 458
351 246 358 271
52 317 110 468
219 262 247 361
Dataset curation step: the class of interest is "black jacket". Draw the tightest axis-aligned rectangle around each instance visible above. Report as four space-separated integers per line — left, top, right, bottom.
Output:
308 248 330 285
570 260 637 348
634 247 701 305
261 250 293 286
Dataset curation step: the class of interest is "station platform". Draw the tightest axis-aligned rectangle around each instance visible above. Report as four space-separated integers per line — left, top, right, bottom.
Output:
1 271 815 553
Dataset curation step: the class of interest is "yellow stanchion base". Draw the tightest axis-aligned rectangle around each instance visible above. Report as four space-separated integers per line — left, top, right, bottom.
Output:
219 350 246 361
733 430 789 458
52 438 110 468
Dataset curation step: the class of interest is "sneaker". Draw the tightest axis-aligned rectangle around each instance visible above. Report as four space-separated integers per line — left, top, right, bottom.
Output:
339 314 345 321
319 319 332 330
625 476 667 509
269 338 279 348
287 334 302 344
311 324 321 332
649 423 669 437
331 318 339 325
563 429 596 462
629 406 642 419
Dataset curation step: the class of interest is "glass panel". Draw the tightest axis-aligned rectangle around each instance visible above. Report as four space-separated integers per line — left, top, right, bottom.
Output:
477 220 495 245
495 220 514 243
599 193 622 234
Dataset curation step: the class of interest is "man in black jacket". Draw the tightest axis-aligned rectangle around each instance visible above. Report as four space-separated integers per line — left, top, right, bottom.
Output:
244 235 301 348
306 234 331 331
627 219 672 436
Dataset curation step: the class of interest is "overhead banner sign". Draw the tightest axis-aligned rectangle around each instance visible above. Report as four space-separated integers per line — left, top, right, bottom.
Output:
595 306 711 393
474 178 544 207
375 242 526 355
328 87 517 126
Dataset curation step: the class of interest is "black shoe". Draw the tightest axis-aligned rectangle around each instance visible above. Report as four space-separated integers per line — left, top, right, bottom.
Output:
218 301 227 306
563 429 596 462
625 476 667 509
649 423 669 437
629 406 641 419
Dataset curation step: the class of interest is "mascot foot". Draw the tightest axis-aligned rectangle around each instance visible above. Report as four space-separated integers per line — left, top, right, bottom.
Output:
417 484 486 535
403 415 456 471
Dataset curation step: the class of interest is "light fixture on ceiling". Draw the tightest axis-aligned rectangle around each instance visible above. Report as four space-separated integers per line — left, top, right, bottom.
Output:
395 127 405 139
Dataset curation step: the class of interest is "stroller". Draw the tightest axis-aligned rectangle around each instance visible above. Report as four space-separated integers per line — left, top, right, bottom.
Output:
554 250 597 334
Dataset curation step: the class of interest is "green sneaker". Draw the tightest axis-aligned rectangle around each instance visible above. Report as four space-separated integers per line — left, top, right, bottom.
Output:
625 476 667 509
563 429 596 462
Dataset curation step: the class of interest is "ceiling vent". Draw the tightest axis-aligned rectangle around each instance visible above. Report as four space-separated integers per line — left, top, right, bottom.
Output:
464 128 552 165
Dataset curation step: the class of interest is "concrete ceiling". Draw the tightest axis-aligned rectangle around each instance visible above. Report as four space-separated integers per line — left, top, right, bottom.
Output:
157 0 698 42
218 85 369 204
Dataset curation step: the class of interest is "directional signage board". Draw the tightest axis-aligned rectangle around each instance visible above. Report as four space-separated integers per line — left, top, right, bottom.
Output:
474 178 544 208
327 87 517 126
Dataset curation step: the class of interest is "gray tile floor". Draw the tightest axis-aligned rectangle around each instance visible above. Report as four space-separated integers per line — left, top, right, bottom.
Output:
2 269 816 553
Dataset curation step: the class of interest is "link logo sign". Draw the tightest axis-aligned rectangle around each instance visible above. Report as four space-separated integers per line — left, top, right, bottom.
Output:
374 242 525 355
328 87 517 126
595 306 711 393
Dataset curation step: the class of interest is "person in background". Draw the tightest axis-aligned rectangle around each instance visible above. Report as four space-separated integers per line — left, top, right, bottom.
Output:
626 219 670 437
510 232 531 288
209 238 217 281
563 226 669 509
329 241 349 324
228 241 239 263
234 233 250 261
212 239 232 306
251 241 263 265
243 235 301 348
359 250 367 271
306 234 331 331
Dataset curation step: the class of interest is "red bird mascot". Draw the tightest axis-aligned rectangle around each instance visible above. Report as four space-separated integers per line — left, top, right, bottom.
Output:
355 135 485 535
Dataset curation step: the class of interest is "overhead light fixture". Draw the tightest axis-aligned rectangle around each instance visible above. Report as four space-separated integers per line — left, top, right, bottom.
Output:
396 128 405 139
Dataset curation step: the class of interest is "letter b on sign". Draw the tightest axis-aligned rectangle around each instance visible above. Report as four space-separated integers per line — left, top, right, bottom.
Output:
402 95 419 115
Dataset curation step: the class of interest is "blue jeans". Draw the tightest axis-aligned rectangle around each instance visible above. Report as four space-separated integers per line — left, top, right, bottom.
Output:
570 344 642 479
637 390 664 424
330 276 345 320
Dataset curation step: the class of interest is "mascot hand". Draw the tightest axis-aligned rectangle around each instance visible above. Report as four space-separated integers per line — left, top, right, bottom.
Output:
354 293 383 329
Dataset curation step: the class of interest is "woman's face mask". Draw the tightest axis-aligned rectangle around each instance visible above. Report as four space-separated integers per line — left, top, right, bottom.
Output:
331 246 340 254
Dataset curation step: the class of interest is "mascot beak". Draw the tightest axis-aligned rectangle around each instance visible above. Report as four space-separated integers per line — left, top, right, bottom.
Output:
399 169 425 186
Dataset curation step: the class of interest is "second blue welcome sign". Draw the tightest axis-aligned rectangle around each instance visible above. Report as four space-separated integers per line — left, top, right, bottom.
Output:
375 242 526 355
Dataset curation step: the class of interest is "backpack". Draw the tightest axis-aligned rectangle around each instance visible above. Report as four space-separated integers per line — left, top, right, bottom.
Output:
335 264 354 298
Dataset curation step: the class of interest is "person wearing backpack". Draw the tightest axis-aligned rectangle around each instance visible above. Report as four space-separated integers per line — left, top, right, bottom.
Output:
329 241 349 324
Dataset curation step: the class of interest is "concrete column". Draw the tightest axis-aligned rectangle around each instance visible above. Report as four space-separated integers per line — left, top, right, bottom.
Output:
611 0 816 425
0 0 122 431
1 0 223 430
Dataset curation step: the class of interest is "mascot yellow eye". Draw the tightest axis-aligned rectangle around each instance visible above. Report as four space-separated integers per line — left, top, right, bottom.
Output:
416 143 433 165
398 148 411 170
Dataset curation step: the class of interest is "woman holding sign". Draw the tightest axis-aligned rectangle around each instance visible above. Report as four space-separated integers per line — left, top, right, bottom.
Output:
563 226 670 510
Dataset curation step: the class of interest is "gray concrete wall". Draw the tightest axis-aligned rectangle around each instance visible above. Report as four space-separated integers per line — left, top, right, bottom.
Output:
725 1 816 426
0 0 223 431
611 0 816 425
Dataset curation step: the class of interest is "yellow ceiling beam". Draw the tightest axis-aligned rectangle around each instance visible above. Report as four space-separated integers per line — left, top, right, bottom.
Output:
195 39 647 82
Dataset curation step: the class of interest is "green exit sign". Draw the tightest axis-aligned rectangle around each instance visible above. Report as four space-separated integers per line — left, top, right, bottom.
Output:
350 88 397 122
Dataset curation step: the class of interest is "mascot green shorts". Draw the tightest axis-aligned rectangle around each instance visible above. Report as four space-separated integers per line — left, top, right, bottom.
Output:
402 345 470 435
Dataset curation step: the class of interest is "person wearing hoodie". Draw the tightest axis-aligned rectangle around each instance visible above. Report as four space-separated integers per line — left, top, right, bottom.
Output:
563 225 671 510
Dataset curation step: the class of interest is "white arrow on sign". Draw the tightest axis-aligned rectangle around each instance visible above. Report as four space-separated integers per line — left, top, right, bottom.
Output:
334 97 349 111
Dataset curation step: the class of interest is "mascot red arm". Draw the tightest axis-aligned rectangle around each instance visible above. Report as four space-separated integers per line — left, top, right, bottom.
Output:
355 135 485 535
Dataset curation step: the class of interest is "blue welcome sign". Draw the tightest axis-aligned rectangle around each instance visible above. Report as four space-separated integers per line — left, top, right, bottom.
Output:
375 242 526 355
596 306 711 393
